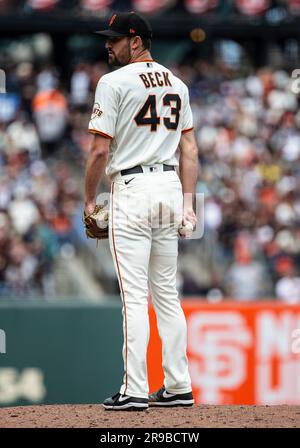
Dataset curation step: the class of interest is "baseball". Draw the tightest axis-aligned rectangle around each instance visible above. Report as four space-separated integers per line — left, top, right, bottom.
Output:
96 209 109 229
179 221 194 238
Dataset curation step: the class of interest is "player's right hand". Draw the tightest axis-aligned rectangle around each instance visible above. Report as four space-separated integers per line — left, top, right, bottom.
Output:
182 207 197 229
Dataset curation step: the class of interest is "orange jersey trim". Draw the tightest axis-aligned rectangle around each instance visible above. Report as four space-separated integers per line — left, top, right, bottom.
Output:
111 182 129 395
88 129 113 139
130 59 155 64
182 127 194 134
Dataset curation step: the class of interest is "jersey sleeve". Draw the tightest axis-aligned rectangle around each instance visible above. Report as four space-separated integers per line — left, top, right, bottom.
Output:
181 86 193 134
88 81 118 139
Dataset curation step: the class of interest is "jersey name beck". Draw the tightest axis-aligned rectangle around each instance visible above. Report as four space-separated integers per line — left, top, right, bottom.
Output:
88 60 193 176
139 71 172 89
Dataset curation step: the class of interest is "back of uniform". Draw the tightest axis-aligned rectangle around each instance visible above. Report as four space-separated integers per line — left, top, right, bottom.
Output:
89 59 193 401
86 10 196 410
88 60 193 176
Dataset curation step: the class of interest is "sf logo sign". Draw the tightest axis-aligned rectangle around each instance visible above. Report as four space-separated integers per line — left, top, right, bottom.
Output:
187 312 252 404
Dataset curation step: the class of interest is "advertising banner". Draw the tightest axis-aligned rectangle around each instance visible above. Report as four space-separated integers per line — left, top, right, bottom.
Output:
147 301 300 405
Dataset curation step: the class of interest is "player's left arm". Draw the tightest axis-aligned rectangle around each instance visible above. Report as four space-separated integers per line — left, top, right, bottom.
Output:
85 79 117 216
84 134 110 215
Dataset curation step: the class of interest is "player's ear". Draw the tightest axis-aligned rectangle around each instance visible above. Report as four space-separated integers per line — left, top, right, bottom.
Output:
131 36 141 50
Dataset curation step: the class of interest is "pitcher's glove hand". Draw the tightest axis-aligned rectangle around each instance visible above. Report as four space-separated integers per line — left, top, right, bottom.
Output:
83 204 109 240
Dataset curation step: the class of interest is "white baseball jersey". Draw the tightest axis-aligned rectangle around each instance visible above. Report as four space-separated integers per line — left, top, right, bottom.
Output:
88 60 193 177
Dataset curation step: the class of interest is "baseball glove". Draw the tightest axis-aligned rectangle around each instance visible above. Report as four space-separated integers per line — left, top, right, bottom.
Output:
83 204 109 241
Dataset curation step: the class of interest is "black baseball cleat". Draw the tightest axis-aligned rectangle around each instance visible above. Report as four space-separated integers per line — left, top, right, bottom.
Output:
103 393 148 411
149 386 194 407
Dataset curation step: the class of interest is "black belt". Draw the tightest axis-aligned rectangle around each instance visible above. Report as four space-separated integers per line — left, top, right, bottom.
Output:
121 164 175 176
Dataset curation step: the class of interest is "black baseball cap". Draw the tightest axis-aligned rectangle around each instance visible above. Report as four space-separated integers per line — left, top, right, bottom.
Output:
95 12 152 39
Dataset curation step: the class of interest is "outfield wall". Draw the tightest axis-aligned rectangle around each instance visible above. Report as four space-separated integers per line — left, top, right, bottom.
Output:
0 301 300 407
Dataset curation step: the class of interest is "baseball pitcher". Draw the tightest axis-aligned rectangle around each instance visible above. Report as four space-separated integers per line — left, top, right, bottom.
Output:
84 11 198 411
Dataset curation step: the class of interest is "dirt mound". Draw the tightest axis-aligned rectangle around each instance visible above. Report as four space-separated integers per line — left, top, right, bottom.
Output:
0 404 300 428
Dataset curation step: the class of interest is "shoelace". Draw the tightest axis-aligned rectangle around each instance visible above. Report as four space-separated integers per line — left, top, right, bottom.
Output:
112 393 121 402
158 386 165 395
149 386 165 399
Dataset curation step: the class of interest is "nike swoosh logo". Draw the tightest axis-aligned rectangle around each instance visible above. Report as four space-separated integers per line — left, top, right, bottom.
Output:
118 395 129 402
125 177 135 185
162 390 175 399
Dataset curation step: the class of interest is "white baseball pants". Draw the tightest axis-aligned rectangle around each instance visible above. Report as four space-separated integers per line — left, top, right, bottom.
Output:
108 167 192 399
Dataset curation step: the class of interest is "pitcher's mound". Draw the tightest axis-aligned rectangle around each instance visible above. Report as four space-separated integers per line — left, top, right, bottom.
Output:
1 404 300 428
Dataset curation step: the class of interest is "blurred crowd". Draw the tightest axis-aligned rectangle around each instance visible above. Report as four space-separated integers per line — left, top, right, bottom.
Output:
175 61 300 303
0 62 88 298
1 40 300 302
1 0 300 18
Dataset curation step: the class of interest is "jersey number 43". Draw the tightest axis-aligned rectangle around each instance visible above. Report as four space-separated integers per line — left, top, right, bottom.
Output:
134 94 181 132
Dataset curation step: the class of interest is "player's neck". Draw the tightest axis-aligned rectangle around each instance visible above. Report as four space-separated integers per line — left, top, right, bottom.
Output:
130 50 153 64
